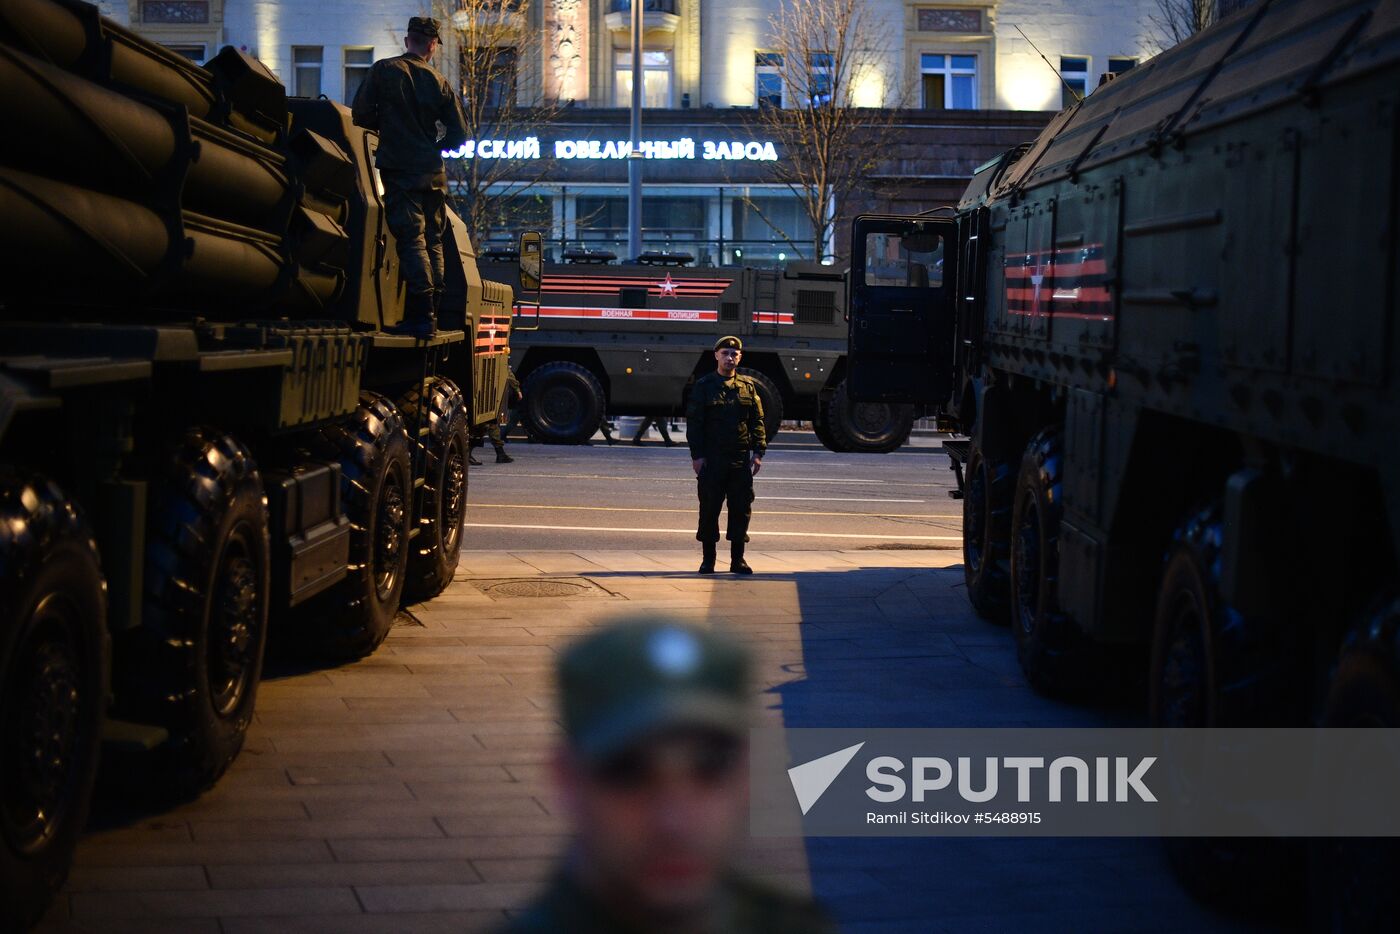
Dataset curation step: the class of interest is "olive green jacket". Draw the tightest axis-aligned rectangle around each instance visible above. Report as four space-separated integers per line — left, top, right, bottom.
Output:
686 371 767 462
501 869 839 934
350 52 468 180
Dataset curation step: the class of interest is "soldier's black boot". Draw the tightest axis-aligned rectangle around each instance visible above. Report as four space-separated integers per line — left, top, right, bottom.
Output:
699 543 716 574
495 446 513 464
388 291 437 339
730 543 752 575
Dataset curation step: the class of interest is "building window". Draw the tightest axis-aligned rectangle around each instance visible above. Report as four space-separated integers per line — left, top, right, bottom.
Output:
920 53 976 110
141 1 208 24
614 50 672 108
755 52 783 108
292 46 323 98
164 43 207 63
809 52 833 106
1108 57 1138 75
1060 56 1089 107
343 48 373 104
464 47 518 107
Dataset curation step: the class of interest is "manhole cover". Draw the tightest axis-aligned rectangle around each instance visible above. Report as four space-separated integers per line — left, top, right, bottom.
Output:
473 577 615 599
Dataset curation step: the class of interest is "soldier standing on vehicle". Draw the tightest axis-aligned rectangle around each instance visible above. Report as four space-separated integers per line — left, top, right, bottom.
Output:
351 17 468 338
686 337 766 575
501 617 838 934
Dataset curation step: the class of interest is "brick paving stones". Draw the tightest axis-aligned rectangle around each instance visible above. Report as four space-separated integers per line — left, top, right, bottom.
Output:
39 549 1255 933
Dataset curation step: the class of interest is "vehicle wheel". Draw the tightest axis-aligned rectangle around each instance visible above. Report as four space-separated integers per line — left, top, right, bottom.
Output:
1310 598 1400 932
301 392 412 659
115 428 269 799
1149 503 1304 911
812 403 847 452
398 378 470 603
825 380 914 454
0 471 107 932
522 361 605 444
963 438 1013 623
1009 427 1091 694
737 368 783 444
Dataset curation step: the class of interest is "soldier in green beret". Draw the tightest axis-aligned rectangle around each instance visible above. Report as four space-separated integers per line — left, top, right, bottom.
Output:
501 618 838 934
685 336 767 574
351 17 469 338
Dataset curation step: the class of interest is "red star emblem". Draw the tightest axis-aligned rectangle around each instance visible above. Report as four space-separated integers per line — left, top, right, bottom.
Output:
658 273 678 297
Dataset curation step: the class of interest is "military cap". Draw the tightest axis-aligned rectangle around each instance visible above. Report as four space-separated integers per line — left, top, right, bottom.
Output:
558 618 752 761
407 16 441 39
715 335 743 352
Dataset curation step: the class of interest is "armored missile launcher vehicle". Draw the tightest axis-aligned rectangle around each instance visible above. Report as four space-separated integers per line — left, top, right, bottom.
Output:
845 0 1399 913
481 254 916 452
0 0 525 924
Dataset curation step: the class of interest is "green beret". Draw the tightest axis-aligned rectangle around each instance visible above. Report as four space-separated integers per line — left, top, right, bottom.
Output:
407 16 440 39
558 617 752 762
715 335 743 352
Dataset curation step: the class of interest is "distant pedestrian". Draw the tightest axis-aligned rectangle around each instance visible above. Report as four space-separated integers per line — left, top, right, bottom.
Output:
499 617 837 934
632 415 676 446
685 336 766 574
487 368 521 463
599 415 618 446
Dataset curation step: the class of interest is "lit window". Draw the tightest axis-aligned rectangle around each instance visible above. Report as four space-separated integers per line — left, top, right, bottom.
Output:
343 48 373 104
755 51 783 108
614 50 672 108
1060 56 1088 107
920 53 976 110
292 46 323 98
164 43 206 63
809 52 833 106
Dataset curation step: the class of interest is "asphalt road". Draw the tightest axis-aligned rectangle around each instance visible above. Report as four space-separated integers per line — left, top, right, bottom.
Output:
464 427 964 553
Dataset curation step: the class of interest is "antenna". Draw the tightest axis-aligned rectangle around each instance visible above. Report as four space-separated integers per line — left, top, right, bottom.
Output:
1012 24 1082 104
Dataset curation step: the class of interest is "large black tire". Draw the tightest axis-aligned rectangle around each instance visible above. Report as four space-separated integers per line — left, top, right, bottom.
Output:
1310 598 1400 932
114 428 270 799
301 392 412 660
1149 503 1305 912
963 438 1013 623
1009 427 1093 695
398 378 470 603
737 367 783 444
0 471 107 932
812 403 846 452
522 361 605 444
825 380 914 454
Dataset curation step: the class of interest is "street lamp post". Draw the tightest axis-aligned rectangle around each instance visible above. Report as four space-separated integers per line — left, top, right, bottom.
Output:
627 0 643 261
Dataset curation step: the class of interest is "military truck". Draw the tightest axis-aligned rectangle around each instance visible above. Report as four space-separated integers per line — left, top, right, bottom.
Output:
0 0 525 925
846 0 1399 913
480 254 916 452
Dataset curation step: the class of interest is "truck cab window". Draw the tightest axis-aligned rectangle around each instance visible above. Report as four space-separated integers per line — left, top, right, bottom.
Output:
863 232 944 290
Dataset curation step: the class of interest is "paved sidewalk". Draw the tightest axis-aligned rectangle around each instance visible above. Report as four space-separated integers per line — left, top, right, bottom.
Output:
40 550 1253 933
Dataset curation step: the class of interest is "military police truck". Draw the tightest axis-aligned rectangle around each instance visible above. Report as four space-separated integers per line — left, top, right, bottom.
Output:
845 0 1399 913
480 254 916 452
0 0 528 925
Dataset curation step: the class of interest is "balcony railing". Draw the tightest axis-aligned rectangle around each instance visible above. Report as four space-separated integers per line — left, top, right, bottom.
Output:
606 0 678 14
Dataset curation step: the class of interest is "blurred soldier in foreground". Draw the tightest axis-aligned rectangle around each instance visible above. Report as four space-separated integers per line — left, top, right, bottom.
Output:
503 619 837 934
351 17 468 337
686 337 766 574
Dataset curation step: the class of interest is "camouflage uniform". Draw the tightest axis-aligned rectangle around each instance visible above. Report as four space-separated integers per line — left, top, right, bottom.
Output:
350 20 467 309
504 868 839 934
686 367 766 547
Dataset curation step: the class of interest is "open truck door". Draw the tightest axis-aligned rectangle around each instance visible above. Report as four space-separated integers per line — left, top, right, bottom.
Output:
846 215 958 405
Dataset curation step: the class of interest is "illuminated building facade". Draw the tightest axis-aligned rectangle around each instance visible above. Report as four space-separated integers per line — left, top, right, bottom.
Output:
122 0 1164 263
